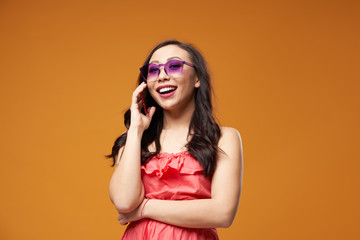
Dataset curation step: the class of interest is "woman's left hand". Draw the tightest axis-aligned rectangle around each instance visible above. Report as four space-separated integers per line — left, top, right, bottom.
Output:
117 198 147 225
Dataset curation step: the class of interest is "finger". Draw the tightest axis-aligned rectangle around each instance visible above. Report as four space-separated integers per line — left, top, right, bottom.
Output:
147 106 156 119
131 82 147 106
137 99 143 107
132 86 144 106
119 219 129 225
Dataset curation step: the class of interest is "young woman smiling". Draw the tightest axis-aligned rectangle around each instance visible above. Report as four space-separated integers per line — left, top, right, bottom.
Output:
107 40 243 239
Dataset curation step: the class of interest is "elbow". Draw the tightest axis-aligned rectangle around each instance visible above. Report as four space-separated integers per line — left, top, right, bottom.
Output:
110 194 140 213
112 198 139 213
221 219 234 228
109 186 144 213
215 205 237 228
217 215 235 228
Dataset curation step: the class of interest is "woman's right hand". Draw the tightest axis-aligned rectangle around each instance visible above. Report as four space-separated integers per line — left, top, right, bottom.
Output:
129 82 156 133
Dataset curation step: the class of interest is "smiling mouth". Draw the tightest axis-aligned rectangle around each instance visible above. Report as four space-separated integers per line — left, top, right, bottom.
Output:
157 86 177 94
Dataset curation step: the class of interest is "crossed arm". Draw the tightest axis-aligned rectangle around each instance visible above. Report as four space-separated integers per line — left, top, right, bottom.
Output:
110 126 243 228
109 127 145 213
109 82 154 213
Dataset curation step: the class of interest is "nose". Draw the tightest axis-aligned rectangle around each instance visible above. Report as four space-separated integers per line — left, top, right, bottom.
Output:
157 66 169 81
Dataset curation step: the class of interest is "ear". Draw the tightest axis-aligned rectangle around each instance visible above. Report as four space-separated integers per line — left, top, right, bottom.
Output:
194 77 200 88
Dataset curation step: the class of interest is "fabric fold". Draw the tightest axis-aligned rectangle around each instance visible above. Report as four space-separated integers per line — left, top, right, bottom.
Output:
141 151 204 178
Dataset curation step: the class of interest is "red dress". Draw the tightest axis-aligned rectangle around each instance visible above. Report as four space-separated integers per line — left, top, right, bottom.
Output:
121 151 219 240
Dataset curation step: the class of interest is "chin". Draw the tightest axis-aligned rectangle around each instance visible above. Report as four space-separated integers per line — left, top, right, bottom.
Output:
158 103 177 111
151 95 176 109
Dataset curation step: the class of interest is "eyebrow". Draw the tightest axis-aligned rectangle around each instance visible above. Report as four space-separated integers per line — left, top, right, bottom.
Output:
149 56 182 64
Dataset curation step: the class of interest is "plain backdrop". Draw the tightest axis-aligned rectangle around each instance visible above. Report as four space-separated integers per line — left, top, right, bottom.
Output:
0 0 359 239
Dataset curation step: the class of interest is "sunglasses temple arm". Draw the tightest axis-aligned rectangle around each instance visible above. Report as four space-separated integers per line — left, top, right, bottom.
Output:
140 92 148 114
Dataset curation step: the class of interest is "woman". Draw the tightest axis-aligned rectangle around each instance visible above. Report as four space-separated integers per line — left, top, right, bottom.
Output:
107 40 243 239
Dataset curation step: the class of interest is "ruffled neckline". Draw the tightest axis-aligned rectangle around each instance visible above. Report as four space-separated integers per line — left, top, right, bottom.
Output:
156 151 189 156
142 151 204 178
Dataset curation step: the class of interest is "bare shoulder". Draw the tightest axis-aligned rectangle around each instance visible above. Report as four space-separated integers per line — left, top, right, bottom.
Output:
218 127 243 159
219 127 242 148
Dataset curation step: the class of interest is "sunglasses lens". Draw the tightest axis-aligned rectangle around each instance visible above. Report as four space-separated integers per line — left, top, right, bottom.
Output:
147 64 160 81
166 60 183 75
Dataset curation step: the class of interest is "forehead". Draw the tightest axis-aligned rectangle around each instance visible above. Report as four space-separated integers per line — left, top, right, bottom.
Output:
149 45 191 63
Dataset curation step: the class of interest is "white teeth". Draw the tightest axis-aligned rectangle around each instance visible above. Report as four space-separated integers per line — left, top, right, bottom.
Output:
159 87 176 93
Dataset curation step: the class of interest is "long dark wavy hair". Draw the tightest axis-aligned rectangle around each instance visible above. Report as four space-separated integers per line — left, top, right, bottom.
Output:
106 40 221 177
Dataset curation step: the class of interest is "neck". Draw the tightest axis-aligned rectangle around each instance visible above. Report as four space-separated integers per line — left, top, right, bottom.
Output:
162 98 195 130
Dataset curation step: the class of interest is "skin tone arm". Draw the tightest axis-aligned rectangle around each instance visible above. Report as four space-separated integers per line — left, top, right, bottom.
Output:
117 127 243 228
109 82 156 213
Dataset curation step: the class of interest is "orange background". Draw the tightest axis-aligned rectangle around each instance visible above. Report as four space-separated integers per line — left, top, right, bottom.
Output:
0 0 359 239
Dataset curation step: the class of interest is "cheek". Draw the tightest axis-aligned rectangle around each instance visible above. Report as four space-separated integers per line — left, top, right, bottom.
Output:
148 88 157 98
147 83 156 94
185 74 199 89
147 86 160 101
185 70 198 85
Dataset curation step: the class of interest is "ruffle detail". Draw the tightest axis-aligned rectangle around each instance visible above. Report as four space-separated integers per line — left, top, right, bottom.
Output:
142 151 204 178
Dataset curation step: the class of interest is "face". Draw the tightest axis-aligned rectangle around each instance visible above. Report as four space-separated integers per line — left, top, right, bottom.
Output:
147 45 200 111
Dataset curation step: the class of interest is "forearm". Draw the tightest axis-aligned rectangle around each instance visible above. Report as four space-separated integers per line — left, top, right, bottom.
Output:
109 127 144 212
142 198 237 228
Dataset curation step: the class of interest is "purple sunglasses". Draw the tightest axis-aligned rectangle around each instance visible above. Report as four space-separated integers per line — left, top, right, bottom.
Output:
140 59 195 82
